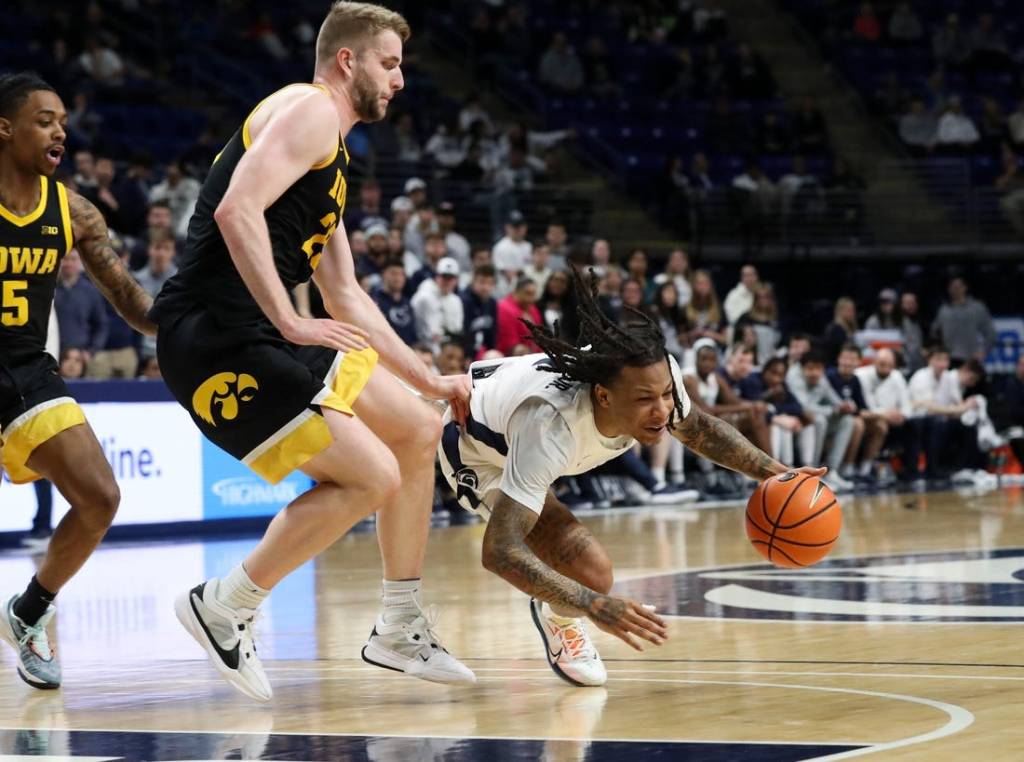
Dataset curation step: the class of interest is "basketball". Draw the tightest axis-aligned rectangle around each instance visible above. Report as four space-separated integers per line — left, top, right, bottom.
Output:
745 472 842 568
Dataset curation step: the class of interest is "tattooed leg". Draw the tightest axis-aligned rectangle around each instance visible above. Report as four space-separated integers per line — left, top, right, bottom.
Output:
526 491 614 618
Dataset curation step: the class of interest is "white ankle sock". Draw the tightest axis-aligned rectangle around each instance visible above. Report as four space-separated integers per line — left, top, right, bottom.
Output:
857 461 873 477
652 467 666 484
382 578 422 623
216 564 269 611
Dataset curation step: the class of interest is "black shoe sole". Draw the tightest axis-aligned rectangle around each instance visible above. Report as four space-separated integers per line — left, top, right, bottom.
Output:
16 667 59 690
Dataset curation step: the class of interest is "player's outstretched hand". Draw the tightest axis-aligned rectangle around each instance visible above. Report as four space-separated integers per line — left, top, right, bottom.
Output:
424 373 472 424
281 318 369 352
587 595 667 651
789 466 828 477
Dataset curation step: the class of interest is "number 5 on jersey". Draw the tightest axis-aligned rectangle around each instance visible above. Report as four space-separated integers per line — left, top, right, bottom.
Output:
301 168 347 271
1 280 28 326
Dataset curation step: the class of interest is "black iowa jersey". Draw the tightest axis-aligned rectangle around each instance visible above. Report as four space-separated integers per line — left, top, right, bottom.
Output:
0 175 73 355
150 83 349 328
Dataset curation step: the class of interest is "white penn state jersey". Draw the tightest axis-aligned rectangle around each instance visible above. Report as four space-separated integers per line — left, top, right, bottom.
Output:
438 352 691 515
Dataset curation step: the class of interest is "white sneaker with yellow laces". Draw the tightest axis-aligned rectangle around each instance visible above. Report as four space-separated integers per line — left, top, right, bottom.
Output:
529 598 607 687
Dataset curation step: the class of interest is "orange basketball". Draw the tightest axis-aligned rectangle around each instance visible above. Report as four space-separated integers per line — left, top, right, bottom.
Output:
745 472 842 568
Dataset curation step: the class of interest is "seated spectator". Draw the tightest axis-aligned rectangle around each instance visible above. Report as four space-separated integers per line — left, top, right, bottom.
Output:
461 264 498 358
406 231 449 298
496 276 541 355
372 259 418 347
458 93 493 134
719 342 756 396
778 156 825 239
683 339 771 454
393 112 423 162
79 35 125 87
539 32 584 94
54 249 107 362
130 200 174 270
149 162 201 238
424 118 465 169
624 248 655 302
538 269 571 336
865 288 900 330
969 13 1012 72
59 347 87 380
403 201 436 261
781 332 813 381
793 96 829 154
649 282 689 361
590 238 613 274
620 278 645 323
740 357 808 465
900 291 927 374
853 3 881 43
132 233 177 360
888 3 923 44
829 344 889 483
723 264 759 327
932 13 971 70
991 355 1024 470
899 99 937 156
996 146 1024 237
437 340 467 376
734 282 780 364
759 112 792 155
411 257 464 353
437 201 471 271
524 244 552 293
936 97 980 154
597 268 624 324
822 296 859 364
931 276 996 365
653 248 693 307
908 346 974 479
731 161 777 255
344 178 384 232
412 343 439 373
685 269 728 349
855 347 914 482
492 210 532 296
789 351 856 489
544 222 570 270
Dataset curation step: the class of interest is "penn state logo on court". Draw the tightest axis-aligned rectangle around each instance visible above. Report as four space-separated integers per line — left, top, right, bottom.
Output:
192 372 259 427
615 548 1024 622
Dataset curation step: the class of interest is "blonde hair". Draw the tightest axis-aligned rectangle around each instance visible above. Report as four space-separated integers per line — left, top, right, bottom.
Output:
748 283 777 322
686 269 723 327
834 296 858 332
316 2 411 70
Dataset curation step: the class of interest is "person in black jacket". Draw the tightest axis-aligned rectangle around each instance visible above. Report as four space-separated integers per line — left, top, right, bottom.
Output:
460 264 498 359
372 260 418 346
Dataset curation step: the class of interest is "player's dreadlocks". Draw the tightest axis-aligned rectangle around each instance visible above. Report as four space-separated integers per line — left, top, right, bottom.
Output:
0 72 56 120
525 266 687 428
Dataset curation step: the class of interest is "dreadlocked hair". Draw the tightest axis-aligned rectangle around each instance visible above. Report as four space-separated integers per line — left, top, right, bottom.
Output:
524 266 687 428
0 72 56 120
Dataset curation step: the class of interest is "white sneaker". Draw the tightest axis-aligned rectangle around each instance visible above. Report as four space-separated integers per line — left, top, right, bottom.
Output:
362 607 476 684
174 579 272 702
952 469 976 485
827 474 855 493
529 599 607 687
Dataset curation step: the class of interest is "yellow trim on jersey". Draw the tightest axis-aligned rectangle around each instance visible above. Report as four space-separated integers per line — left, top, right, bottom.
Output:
241 347 378 484
56 181 73 254
1 399 85 484
241 83 342 170
0 176 48 227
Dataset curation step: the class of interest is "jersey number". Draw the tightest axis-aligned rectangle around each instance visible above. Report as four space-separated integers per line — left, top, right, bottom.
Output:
300 169 347 271
1 281 28 327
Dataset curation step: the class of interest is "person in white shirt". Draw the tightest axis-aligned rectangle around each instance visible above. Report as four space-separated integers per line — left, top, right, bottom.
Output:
936 96 980 151
855 347 919 480
788 352 856 491
723 264 760 326
437 201 470 270
438 270 824 688
492 210 532 296
148 162 201 239
411 257 464 353
653 248 693 307
523 244 553 293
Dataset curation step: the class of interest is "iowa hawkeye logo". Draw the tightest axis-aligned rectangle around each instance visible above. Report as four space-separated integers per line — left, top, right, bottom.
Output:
616 548 1024 622
192 372 259 427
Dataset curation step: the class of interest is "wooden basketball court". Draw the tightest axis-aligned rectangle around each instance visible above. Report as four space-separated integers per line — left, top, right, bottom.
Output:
1 486 1023 760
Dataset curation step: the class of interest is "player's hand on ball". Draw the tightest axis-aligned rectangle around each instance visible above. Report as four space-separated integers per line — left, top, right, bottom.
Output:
788 465 827 477
587 595 667 651
281 317 369 352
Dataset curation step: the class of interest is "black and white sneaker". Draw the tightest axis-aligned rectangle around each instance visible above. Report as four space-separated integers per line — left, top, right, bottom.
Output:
174 579 272 702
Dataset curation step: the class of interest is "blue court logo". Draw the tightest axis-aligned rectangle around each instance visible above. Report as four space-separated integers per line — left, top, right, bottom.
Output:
615 548 1024 622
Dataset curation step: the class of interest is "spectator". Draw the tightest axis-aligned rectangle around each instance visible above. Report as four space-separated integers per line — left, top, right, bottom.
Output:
67 91 102 148
83 156 127 232
73 149 98 194
723 264 759 326
437 201 471 271
389 196 415 234
789 351 856 489
1008 100 1024 149
344 178 383 232
524 244 553 293
406 231 449 298
597 266 624 324
496 276 542 355
822 296 858 364
492 210 532 296
645 282 686 361
740 357 808 465
58 346 86 380
685 269 728 348
460 264 498 358
111 153 154 237
888 3 923 44
403 202 437 262
731 161 777 255
931 276 996 364
438 340 467 376
357 224 388 289
130 200 174 270
828 344 889 483
372 259 418 346
53 249 107 360
149 162 201 237
539 32 584 94
625 248 655 302
544 222 570 270
969 13 1011 72
719 342 756 396
682 340 771 454
865 288 900 330
590 238 613 274
899 99 937 155
619 278 646 324
411 257 464 353
908 346 968 479
88 240 139 380
936 97 980 153
393 112 423 162
424 119 465 169
781 332 813 373
855 347 915 481
734 282 780 363
900 291 927 374
538 269 571 335
932 13 971 70
853 3 881 43
653 248 693 307
759 112 792 155
78 35 125 87
132 232 177 360
793 96 829 154
996 146 1024 236
778 155 825 238
461 248 493 289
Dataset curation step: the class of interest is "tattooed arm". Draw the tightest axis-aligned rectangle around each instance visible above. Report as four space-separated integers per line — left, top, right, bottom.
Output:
671 404 824 481
482 493 667 650
67 189 157 337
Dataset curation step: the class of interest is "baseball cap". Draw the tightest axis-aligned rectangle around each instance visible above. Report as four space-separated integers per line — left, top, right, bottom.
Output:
390 196 415 213
364 222 388 240
404 177 427 194
878 288 898 302
506 209 526 225
437 257 460 277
